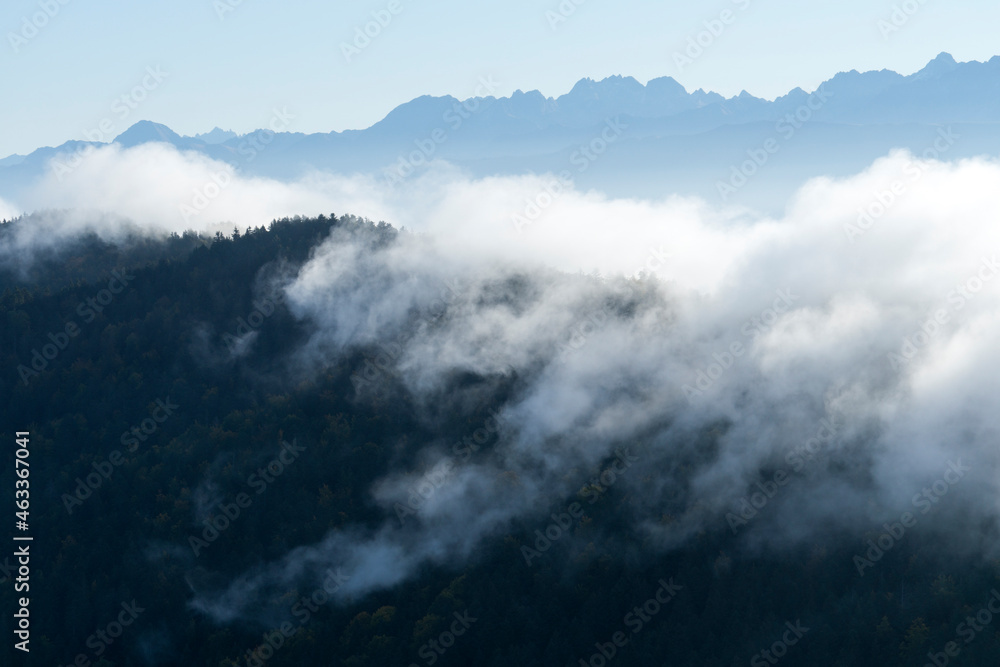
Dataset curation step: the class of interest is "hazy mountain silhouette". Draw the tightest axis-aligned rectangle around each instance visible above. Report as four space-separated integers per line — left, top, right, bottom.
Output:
3 52 999 211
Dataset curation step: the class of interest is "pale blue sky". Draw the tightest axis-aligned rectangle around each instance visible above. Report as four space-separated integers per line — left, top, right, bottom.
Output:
3 0 998 156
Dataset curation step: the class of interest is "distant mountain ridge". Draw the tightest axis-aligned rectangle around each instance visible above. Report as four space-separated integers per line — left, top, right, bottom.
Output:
3 52 1000 211
194 127 238 144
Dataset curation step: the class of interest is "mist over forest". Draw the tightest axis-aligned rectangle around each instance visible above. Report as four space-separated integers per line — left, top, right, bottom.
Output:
3 16 1000 665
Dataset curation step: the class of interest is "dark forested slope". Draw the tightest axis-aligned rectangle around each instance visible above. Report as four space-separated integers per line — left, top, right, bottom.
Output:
1 215 997 667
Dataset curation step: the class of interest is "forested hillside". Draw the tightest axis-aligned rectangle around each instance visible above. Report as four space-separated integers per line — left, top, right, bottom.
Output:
2 215 998 667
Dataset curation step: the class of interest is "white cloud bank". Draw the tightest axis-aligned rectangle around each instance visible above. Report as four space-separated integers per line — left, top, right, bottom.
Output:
6 142 1000 623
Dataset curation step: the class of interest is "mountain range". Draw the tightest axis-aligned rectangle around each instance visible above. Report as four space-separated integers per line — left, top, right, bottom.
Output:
4 52 1000 211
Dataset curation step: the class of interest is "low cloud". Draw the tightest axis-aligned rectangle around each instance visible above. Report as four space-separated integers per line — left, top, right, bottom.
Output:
4 142 1000 624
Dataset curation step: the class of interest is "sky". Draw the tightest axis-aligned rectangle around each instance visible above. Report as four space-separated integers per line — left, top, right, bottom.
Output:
2 0 999 157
